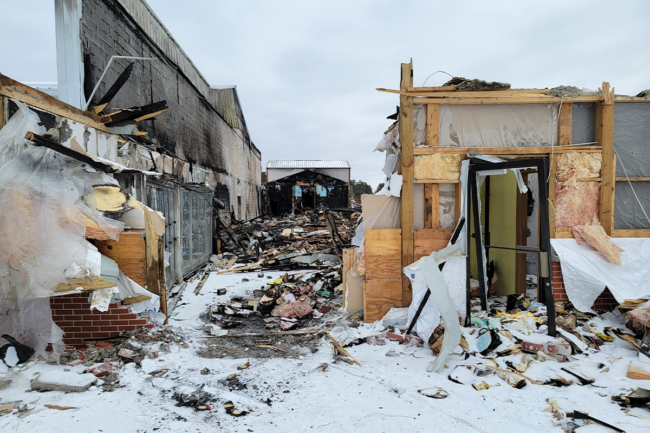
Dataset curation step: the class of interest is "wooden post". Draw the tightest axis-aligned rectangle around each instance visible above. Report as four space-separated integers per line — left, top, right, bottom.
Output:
598 82 615 235
399 60 414 306
145 209 168 323
548 153 558 238
425 104 439 147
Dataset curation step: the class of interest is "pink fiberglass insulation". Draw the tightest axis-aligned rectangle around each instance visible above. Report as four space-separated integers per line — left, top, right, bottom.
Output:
555 178 600 228
572 223 624 265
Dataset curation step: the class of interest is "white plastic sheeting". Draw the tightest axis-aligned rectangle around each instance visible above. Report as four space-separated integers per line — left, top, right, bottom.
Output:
0 102 124 358
439 184 456 229
551 238 650 313
439 104 559 148
414 105 426 146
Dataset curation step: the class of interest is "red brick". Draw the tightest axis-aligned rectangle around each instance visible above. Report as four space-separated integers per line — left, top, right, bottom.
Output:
119 314 138 320
144 324 154 329
91 320 114 326
129 319 149 325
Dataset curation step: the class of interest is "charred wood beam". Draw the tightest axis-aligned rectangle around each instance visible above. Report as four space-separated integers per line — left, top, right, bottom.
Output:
24 132 117 173
101 100 169 125
93 62 135 114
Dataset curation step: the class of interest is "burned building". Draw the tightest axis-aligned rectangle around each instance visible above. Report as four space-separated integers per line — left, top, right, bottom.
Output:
266 160 350 216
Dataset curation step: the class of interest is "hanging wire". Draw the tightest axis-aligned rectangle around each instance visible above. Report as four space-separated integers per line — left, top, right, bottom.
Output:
613 146 650 225
422 70 455 87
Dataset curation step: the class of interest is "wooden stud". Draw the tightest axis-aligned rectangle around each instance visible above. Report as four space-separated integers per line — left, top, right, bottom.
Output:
425 104 439 147
598 87 615 235
557 103 573 146
612 229 650 238
454 182 462 224
431 184 440 229
415 179 460 184
399 60 415 307
424 184 433 229
549 153 558 238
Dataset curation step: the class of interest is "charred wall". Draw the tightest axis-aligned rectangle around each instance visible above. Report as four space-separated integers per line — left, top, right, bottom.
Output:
79 0 260 219
268 170 349 216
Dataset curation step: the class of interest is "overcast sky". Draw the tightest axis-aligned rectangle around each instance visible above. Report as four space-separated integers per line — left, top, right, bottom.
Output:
1 0 649 189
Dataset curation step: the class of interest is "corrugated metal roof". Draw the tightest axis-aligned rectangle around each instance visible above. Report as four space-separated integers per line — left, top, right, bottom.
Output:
267 160 350 169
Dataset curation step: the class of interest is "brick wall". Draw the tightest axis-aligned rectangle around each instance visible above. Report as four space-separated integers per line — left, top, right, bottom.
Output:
552 261 618 310
51 294 153 348
80 0 261 220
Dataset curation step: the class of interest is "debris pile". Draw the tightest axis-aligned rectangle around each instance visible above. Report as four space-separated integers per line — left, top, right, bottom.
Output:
215 209 359 267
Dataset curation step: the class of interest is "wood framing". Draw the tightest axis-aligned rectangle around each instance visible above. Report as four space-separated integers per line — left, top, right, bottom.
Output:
425 104 439 147
144 210 168 322
414 146 601 155
599 82 616 235
94 230 147 286
558 103 573 146
399 60 414 306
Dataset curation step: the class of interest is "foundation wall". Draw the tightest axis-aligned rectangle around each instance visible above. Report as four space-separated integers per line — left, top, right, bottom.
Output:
551 261 618 311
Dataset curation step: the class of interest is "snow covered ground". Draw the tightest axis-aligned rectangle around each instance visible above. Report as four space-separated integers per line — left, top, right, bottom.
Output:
2 270 650 432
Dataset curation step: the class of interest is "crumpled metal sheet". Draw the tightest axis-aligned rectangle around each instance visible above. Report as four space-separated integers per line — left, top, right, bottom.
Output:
555 178 600 228
414 154 461 180
556 153 602 179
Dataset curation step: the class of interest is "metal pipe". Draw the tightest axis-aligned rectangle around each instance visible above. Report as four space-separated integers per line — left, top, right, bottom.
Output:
84 56 157 110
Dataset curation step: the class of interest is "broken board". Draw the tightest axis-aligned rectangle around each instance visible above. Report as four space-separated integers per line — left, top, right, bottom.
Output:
93 230 147 286
414 229 453 261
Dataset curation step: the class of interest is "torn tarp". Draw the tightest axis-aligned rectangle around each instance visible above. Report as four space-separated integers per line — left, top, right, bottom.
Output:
551 238 650 312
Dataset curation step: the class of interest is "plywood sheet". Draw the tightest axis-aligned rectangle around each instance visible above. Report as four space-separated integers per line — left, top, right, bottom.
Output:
364 279 402 323
93 230 147 286
414 229 453 261
556 152 602 178
365 229 402 280
414 154 461 180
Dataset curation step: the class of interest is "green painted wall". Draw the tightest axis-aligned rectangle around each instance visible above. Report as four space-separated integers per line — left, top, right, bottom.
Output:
489 171 517 295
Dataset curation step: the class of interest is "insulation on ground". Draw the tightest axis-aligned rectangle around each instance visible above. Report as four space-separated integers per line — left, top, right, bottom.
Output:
555 178 600 228
572 223 624 265
414 154 461 180
556 152 602 179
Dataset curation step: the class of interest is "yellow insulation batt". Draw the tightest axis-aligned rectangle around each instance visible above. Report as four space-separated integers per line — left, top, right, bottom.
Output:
414 154 461 181
555 177 600 228
572 223 624 265
556 153 602 179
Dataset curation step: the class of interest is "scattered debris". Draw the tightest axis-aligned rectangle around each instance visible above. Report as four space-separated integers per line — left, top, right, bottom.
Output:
418 387 448 399
31 372 97 393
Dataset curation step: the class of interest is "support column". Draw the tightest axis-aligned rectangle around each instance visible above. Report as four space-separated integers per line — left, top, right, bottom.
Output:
399 60 414 306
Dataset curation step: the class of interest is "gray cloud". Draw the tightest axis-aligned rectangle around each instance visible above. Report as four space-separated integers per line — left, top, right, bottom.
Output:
1 0 648 189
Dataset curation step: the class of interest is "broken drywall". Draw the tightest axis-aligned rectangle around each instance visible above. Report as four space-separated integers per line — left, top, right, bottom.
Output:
555 179 600 228
414 154 461 180
556 153 602 179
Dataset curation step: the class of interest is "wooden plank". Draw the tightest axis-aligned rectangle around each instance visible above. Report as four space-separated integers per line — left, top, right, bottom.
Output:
558 103 573 146
612 229 650 238
414 146 601 155
549 153 558 238
413 96 604 105
555 229 575 239
55 277 115 293
385 87 553 96
425 104 439 147
615 177 650 181
397 90 556 98
0 75 108 131
415 179 459 184
94 230 147 286
599 90 615 235
414 229 453 261
399 61 415 307
366 229 402 281
193 272 211 295
515 174 528 294
145 210 168 322
407 86 456 92
364 279 402 323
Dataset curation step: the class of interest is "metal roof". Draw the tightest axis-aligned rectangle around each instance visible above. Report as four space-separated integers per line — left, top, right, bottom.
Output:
267 160 350 169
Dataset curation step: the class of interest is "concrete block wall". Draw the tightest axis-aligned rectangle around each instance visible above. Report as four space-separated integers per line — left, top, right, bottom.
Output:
51 294 153 348
552 261 618 310
80 0 260 220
